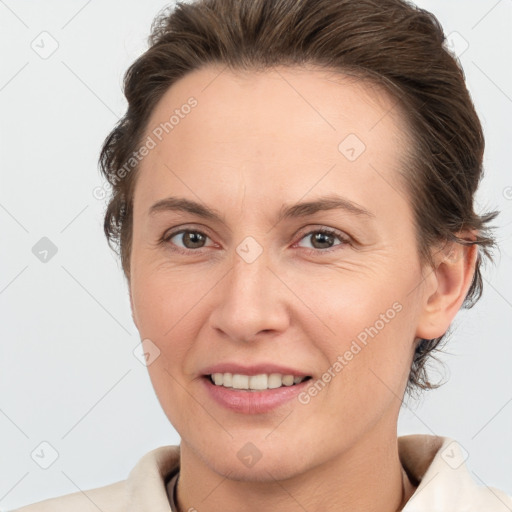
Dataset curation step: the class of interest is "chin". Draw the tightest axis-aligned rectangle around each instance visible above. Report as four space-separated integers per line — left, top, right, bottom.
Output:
191 435 314 482
210 454 309 483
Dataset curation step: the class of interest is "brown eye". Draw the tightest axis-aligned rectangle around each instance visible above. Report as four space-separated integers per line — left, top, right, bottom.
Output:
310 231 336 249
166 230 209 249
297 229 347 251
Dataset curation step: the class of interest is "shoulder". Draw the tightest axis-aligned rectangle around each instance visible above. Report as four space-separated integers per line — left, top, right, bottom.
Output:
10 480 126 512
400 435 512 511
9 445 180 512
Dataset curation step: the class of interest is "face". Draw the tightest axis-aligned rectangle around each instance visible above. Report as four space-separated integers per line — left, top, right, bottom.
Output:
129 65 434 480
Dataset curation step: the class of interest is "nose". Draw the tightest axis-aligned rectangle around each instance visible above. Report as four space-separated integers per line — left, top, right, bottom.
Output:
208 249 290 343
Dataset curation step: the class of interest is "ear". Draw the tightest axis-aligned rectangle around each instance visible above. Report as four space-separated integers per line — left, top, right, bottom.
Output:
415 234 479 340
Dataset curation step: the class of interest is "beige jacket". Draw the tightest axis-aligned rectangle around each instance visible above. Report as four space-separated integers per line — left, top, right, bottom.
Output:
10 435 512 511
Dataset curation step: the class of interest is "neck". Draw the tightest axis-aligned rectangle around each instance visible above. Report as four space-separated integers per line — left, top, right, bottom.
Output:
172 427 416 512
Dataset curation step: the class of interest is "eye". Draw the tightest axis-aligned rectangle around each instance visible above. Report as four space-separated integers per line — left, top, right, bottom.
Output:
295 228 349 253
163 229 215 253
161 226 350 256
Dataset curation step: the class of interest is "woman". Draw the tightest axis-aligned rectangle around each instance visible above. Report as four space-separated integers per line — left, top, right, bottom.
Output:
12 0 511 510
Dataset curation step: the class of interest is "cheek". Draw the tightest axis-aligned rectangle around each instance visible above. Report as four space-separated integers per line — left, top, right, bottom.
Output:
145 358 193 437
130 264 215 417
130 269 195 406
131 262 206 337
297 263 411 341
133 269 200 430
295 266 418 396
132 243 420 388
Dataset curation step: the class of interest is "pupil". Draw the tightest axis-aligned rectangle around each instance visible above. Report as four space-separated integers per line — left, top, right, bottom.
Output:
185 232 205 248
313 232 333 249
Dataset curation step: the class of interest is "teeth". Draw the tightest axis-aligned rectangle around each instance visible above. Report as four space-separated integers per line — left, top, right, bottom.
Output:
210 373 308 390
268 373 282 389
282 375 294 386
232 374 249 389
223 373 233 387
249 374 268 390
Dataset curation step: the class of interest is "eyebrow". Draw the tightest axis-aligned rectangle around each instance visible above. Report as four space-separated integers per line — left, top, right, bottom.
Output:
148 194 374 223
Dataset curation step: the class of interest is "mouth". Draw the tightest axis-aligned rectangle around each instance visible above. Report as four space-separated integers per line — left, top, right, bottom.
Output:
201 372 313 414
199 363 314 413
204 373 313 391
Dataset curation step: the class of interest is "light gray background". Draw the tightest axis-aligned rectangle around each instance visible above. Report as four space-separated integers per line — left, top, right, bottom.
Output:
1 1 511 510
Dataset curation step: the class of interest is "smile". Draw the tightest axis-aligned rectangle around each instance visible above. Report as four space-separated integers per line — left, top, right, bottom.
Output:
202 373 313 414
209 373 311 391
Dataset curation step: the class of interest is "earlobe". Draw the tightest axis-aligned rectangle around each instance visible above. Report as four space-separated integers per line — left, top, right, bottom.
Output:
415 237 478 340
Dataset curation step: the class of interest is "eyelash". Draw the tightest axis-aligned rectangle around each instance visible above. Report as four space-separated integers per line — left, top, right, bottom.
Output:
160 226 350 256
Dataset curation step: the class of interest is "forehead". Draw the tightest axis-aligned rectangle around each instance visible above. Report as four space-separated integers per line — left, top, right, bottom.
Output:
135 64 412 214
145 63 410 143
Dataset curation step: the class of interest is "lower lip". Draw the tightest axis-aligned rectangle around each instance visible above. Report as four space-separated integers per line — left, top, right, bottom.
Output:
201 376 311 414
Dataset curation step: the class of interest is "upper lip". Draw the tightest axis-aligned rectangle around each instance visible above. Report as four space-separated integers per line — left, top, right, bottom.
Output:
201 363 311 377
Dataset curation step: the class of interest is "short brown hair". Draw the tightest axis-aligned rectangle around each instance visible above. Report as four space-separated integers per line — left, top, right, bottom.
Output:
99 0 499 393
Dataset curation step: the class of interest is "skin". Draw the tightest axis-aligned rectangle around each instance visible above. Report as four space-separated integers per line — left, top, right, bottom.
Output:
128 65 477 512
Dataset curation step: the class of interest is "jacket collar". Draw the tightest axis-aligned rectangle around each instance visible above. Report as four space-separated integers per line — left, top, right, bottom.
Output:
127 444 179 512
125 436 512 511
400 435 512 511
